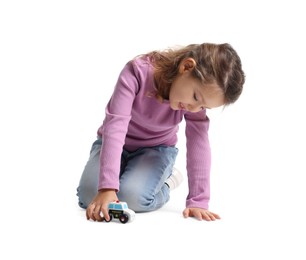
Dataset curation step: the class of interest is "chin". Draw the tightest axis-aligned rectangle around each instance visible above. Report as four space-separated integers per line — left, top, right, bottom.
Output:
169 102 177 110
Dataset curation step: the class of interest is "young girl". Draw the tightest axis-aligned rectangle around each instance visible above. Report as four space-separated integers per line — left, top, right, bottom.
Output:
77 43 245 222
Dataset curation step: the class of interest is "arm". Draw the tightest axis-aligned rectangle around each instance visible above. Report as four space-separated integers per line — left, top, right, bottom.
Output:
184 110 220 221
87 60 141 221
98 61 139 191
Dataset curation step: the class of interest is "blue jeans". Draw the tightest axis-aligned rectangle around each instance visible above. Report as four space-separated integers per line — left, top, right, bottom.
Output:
76 138 178 212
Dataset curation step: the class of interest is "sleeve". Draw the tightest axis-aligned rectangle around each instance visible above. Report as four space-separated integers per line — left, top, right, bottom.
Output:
184 109 211 209
97 60 140 191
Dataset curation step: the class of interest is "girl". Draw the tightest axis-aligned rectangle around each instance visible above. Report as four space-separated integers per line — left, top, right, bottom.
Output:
76 43 245 221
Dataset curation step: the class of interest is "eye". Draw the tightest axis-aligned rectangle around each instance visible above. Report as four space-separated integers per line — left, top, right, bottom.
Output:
193 93 198 101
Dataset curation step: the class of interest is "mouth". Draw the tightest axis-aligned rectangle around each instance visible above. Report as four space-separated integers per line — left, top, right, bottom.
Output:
178 102 185 110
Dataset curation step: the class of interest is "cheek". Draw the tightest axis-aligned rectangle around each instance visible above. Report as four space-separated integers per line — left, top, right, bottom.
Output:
168 86 177 101
170 85 183 100
168 91 179 109
169 80 191 102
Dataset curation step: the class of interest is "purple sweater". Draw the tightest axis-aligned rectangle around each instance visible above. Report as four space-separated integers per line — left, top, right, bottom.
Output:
97 56 211 209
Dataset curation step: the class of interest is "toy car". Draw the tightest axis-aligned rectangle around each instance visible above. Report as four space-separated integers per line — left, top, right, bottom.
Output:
104 200 135 224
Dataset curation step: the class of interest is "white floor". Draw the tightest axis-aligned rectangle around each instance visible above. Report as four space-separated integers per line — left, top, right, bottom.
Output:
1 1 305 259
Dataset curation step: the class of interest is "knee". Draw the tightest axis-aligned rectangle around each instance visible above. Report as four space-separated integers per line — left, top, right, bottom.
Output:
117 193 151 213
117 185 169 213
76 183 97 209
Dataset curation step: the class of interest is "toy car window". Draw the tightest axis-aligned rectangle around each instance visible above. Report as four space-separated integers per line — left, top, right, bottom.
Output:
115 205 121 209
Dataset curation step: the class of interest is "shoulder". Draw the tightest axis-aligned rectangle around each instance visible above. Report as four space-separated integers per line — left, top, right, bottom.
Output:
119 56 154 89
129 56 154 78
115 56 155 94
132 55 153 67
117 56 152 81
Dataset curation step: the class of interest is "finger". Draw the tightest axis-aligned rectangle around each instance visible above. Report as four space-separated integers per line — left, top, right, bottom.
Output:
86 203 96 220
193 211 203 221
206 211 221 220
207 212 216 221
201 211 212 221
92 206 103 222
182 208 190 218
203 211 219 221
212 212 221 220
101 205 110 221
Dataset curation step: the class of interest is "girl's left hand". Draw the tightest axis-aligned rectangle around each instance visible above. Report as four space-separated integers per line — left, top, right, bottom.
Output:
183 207 221 221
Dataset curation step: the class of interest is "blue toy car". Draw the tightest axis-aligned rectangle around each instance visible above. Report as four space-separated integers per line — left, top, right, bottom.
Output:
104 200 135 224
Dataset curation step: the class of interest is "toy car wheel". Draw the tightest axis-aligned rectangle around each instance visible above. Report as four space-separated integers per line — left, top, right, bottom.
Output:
119 214 128 224
105 214 112 222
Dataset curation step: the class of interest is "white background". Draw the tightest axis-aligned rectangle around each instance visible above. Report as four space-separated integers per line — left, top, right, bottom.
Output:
1 0 305 259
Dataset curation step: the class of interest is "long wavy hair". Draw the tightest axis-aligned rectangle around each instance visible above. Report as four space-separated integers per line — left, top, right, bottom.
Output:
142 43 245 105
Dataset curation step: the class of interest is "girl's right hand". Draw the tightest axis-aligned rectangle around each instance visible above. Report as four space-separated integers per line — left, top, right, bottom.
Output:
86 189 118 222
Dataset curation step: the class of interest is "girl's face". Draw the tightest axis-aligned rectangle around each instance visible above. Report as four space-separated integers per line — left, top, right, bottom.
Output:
169 58 225 112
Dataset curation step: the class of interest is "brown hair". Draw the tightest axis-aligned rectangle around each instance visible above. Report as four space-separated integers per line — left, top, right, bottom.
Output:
143 43 245 105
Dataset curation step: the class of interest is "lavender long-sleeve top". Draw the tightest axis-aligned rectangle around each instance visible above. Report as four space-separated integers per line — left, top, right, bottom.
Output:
97 56 211 209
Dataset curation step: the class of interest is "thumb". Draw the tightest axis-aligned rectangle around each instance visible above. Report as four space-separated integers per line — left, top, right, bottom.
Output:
183 208 190 218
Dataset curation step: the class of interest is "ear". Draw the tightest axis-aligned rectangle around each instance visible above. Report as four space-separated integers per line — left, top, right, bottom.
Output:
179 58 196 73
